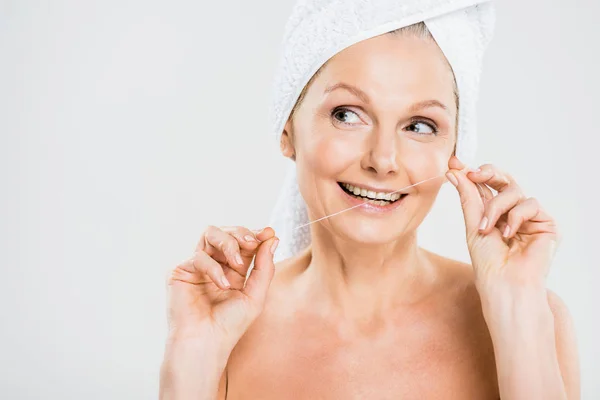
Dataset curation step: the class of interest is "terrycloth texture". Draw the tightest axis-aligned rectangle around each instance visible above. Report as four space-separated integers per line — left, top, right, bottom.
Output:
268 0 496 263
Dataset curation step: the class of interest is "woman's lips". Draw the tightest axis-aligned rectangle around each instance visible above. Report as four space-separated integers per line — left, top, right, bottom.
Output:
337 182 408 213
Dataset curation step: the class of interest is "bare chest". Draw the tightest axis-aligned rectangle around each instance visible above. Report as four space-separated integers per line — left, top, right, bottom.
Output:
226 316 499 399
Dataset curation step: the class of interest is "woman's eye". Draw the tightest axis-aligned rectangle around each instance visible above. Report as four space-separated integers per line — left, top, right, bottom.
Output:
407 121 438 135
332 108 361 125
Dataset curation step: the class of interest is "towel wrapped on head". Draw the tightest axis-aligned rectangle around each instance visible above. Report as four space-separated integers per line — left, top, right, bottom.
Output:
268 0 496 262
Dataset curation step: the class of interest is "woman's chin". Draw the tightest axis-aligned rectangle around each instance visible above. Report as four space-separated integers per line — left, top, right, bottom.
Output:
332 222 410 245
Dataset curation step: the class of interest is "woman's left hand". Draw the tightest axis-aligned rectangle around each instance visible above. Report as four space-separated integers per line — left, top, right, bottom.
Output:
445 156 560 293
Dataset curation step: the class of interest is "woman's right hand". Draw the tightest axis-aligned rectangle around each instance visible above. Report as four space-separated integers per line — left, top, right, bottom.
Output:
165 226 279 348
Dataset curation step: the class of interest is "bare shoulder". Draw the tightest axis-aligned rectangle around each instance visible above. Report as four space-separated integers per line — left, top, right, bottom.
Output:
546 289 576 326
545 289 578 350
227 250 312 382
265 246 314 302
227 250 501 398
419 249 496 351
545 289 581 399
421 248 482 303
426 251 579 398
236 249 311 339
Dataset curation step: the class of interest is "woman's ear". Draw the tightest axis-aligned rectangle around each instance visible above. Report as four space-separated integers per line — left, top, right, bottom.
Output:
280 120 296 161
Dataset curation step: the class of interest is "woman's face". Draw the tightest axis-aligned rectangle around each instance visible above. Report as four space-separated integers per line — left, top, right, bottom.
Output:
281 32 458 244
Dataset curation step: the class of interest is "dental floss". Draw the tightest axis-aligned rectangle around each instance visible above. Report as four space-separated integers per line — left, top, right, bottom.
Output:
292 174 443 230
292 165 474 231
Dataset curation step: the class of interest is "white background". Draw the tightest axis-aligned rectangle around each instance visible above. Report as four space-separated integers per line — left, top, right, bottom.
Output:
1 0 598 398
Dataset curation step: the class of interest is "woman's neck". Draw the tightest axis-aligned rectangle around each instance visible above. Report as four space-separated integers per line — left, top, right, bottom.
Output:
297 226 440 325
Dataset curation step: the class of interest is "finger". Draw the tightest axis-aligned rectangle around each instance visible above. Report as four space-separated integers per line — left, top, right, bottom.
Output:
479 184 525 234
221 227 268 281
221 226 261 257
495 212 556 235
466 164 513 193
243 236 278 307
448 155 478 173
254 226 276 242
221 262 247 290
504 197 556 238
446 168 484 238
448 155 464 170
172 252 231 290
203 226 245 272
495 216 509 235
475 182 494 203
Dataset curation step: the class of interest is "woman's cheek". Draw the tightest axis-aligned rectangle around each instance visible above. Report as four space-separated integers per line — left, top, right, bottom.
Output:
401 144 448 182
310 135 360 176
401 146 448 194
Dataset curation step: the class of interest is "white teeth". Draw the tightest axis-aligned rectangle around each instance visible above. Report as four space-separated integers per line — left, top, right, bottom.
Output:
342 182 404 202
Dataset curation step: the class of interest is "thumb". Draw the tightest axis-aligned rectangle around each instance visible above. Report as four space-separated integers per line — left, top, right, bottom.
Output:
242 236 278 307
446 169 484 237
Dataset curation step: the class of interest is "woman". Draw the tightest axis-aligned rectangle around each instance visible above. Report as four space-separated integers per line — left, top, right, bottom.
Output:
160 1 580 399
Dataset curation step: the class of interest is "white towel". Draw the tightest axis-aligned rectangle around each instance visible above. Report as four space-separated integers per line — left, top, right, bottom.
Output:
268 0 496 262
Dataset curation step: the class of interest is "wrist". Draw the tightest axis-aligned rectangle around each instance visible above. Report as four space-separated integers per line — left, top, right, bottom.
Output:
166 326 236 362
167 320 241 349
475 274 546 307
477 282 554 335
475 283 565 400
160 336 232 400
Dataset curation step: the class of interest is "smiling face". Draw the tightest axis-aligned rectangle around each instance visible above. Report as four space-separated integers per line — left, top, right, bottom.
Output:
280 29 458 244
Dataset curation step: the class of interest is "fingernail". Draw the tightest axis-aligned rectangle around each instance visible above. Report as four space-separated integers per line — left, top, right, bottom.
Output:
479 216 488 231
243 235 257 242
446 172 458 187
503 225 511 238
270 238 279 255
253 228 265 238
221 276 230 288
235 253 243 265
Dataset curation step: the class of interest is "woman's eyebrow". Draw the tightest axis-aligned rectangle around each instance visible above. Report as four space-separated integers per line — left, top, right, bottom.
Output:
323 83 450 115
323 83 370 103
409 99 450 115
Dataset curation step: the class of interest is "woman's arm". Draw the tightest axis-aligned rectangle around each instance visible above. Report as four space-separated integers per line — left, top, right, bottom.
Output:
160 226 278 399
445 158 580 399
480 285 580 400
159 334 231 400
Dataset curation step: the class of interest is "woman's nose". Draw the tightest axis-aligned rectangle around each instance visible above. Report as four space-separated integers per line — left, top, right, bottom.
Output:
361 130 399 176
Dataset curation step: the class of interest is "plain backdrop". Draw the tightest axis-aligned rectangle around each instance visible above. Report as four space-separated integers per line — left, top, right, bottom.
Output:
1 0 598 398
